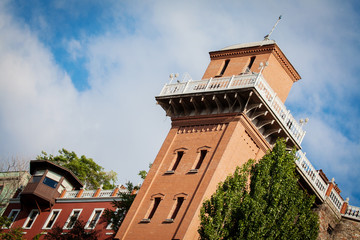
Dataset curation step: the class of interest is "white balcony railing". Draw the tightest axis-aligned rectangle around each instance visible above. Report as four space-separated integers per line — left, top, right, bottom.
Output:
159 73 306 145
295 151 328 200
329 187 344 212
343 205 360 221
63 191 78 198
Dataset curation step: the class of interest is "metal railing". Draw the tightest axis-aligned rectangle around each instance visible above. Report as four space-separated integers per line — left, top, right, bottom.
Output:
158 73 306 145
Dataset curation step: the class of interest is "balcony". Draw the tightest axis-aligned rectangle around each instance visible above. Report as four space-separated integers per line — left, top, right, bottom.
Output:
156 73 306 147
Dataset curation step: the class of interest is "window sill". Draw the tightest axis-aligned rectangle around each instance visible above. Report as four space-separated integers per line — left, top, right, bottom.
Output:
164 170 175 174
140 218 151 223
188 169 198 173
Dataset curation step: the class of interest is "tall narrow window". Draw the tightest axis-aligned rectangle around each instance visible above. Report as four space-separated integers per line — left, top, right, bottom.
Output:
247 56 256 71
195 150 208 170
23 209 39 229
148 197 161 220
85 209 104 229
219 59 230 76
64 209 82 229
7 209 20 228
172 151 184 171
171 197 184 220
43 210 61 229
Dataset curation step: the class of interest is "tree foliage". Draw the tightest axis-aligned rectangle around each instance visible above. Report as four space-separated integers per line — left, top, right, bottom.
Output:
0 216 23 240
44 220 99 240
37 149 117 190
104 181 137 232
199 139 319 240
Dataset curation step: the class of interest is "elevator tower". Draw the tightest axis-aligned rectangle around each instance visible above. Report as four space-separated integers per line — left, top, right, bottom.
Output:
115 40 304 240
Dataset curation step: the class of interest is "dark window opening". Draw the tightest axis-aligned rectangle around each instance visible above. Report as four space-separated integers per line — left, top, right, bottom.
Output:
171 197 185 220
88 210 102 229
327 224 334 235
247 56 256 70
8 210 19 222
46 211 60 228
219 59 230 76
32 176 42 183
25 210 38 228
43 177 58 188
172 151 184 171
148 197 162 219
66 210 80 229
195 150 208 170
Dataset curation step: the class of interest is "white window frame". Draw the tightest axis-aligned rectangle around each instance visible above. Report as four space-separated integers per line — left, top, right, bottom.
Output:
85 208 104 229
5 209 20 228
105 208 119 230
42 209 62 229
23 209 39 229
63 209 82 230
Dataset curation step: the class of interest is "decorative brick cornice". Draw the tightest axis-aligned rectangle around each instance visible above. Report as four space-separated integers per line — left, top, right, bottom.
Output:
209 43 301 83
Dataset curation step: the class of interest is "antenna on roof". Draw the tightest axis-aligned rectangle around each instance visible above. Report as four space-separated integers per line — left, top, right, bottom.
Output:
264 15 282 41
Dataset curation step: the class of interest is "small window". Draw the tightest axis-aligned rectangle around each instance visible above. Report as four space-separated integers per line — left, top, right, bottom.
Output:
247 56 256 70
64 209 82 229
43 209 61 229
171 197 184 220
106 208 119 230
219 59 230 76
148 197 162 220
195 150 207 170
43 177 58 188
85 209 104 229
172 151 184 171
31 176 42 183
6 209 20 228
23 209 39 229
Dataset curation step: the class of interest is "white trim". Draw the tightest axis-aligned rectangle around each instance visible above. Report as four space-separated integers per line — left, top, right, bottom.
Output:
85 208 104 229
5 209 20 228
63 209 83 229
106 208 119 230
23 209 39 229
56 197 121 203
42 209 62 229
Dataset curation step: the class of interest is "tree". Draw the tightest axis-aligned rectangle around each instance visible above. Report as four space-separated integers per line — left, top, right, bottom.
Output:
0 216 23 240
199 139 319 240
104 181 137 232
37 149 117 190
44 220 99 240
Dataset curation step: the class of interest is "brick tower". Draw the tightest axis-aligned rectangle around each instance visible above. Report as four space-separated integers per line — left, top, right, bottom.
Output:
115 40 304 240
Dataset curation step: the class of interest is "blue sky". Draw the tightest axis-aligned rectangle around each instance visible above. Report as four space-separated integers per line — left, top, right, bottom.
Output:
0 0 359 206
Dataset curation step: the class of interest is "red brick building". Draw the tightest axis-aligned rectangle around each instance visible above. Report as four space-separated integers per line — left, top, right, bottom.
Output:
3 160 122 239
115 40 360 239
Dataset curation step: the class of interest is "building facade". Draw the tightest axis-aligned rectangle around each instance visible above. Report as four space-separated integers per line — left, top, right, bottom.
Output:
2 160 123 239
0 171 30 215
115 40 360 239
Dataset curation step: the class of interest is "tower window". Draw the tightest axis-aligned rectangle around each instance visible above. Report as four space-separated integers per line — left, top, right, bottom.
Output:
172 151 184 171
195 150 208 170
219 59 230 76
171 197 184 220
148 197 162 219
246 56 256 71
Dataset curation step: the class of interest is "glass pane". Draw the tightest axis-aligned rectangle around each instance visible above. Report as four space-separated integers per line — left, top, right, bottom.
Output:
43 177 58 188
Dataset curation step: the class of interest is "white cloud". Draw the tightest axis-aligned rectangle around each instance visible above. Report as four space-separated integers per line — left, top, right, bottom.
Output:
0 0 359 206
